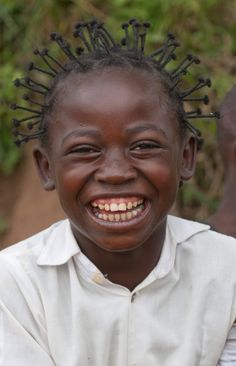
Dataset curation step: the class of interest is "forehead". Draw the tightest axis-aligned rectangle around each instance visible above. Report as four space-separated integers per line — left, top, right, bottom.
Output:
58 67 170 109
50 67 178 136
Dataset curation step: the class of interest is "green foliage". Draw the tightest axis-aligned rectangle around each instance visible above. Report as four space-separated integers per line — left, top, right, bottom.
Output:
0 216 8 235
0 63 22 174
0 0 235 219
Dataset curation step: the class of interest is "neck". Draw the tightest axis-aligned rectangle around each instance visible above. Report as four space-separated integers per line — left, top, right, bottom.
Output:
73 220 166 291
96 240 163 291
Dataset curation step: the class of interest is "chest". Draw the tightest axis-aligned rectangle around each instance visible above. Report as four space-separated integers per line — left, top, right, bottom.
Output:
39 265 233 366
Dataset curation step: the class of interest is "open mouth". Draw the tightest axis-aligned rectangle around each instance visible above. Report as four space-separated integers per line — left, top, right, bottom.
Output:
90 197 146 223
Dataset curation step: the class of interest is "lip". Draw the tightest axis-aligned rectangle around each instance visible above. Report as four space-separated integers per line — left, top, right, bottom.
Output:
86 198 151 231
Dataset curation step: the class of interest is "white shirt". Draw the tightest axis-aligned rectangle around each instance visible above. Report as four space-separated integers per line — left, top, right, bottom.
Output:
0 216 236 365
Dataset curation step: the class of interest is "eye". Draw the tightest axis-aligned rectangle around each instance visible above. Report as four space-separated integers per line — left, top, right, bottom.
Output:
130 140 164 158
131 141 160 150
68 144 101 157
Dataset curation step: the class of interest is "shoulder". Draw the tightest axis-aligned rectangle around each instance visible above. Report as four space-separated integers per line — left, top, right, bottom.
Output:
168 214 236 248
168 215 236 276
0 220 69 284
167 215 210 242
0 220 67 261
0 220 70 313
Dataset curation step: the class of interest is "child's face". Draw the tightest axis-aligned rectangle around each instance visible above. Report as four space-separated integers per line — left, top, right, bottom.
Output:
34 67 196 252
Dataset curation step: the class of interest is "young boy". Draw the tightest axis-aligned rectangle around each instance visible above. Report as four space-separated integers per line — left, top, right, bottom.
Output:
208 84 236 238
1 19 236 365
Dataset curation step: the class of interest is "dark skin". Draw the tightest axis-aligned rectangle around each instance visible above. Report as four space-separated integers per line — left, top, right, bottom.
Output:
208 85 236 238
34 67 196 291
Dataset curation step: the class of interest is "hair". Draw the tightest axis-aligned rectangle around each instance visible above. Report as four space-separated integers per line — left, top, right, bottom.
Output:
11 19 218 148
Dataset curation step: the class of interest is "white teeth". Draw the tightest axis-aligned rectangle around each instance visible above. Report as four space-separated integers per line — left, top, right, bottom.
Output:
103 214 108 221
121 213 126 221
91 199 144 213
127 212 132 219
118 203 126 211
95 205 145 222
110 203 119 212
108 214 114 221
115 214 120 221
104 204 110 211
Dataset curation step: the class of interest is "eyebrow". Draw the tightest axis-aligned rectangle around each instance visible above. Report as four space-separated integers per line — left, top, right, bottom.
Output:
62 128 100 144
125 123 167 137
62 123 167 145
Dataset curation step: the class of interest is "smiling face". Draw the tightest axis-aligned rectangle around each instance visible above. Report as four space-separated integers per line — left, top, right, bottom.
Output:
34 67 196 254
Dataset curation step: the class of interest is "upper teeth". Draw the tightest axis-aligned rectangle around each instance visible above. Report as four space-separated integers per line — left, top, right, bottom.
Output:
91 200 143 212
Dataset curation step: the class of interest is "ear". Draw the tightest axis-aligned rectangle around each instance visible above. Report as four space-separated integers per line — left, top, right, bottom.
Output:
180 134 197 182
33 146 55 191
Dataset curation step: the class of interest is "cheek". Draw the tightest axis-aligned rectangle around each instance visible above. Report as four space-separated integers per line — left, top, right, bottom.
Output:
139 157 180 189
54 162 93 198
154 167 179 197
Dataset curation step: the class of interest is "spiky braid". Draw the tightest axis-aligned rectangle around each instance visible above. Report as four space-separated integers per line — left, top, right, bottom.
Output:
11 18 219 148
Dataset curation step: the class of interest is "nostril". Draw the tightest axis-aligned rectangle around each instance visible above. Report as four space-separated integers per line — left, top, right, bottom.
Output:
94 151 138 184
94 166 137 184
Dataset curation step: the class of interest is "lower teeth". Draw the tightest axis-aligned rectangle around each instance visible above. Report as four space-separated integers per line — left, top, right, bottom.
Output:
94 205 144 222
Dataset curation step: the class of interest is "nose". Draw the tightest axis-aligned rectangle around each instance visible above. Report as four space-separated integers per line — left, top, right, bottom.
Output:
94 149 137 185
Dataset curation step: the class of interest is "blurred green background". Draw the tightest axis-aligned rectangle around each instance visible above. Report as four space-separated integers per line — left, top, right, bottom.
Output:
0 0 236 237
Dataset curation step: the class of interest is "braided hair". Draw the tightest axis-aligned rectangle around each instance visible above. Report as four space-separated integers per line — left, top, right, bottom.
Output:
11 19 219 148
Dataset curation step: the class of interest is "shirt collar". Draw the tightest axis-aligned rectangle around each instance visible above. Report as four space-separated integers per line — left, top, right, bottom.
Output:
37 216 210 268
37 220 80 266
167 215 210 243
152 215 210 279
